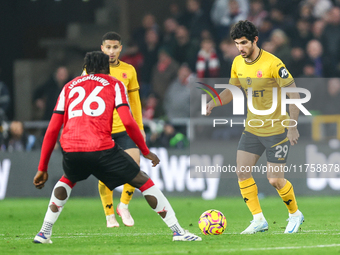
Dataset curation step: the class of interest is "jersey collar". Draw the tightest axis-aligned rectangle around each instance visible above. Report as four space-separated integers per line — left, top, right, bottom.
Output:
110 60 121 68
244 48 262 65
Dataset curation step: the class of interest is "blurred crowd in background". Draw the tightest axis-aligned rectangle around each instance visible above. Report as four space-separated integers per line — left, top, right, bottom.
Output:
1 0 340 151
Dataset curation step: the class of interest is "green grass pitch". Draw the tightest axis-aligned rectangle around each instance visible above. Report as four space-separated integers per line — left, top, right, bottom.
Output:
1 196 339 255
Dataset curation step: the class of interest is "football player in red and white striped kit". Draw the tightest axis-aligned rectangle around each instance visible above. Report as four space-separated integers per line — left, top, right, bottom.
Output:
33 51 201 243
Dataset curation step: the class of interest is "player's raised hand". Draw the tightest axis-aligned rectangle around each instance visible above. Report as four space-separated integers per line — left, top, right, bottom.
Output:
144 152 160 167
206 101 214 116
287 127 299 145
33 171 48 189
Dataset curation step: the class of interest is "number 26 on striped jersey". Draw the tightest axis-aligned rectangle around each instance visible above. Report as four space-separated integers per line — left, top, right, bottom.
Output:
68 86 106 118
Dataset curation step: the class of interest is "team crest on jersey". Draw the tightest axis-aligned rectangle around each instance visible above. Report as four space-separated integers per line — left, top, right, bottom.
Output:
256 70 263 78
122 73 127 79
246 77 252 85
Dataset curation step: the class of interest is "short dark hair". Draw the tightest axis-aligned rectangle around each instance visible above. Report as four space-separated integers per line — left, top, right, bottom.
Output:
230 20 259 42
102 32 122 44
83 51 110 74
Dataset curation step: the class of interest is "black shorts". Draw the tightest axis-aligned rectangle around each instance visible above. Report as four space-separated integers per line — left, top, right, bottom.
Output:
237 130 290 163
62 145 140 190
112 131 138 150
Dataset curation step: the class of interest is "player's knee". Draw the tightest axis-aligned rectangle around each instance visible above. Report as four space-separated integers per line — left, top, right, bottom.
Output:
54 186 68 200
129 171 149 189
268 178 281 189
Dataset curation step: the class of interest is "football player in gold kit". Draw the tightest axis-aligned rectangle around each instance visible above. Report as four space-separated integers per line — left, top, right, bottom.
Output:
84 32 144 227
206 20 304 234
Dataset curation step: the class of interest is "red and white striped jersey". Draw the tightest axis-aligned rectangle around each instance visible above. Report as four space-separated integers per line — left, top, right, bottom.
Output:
54 74 129 152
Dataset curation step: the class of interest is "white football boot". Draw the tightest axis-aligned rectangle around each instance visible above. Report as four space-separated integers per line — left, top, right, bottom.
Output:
106 214 119 228
172 230 202 241
33 232 52 244
116 206 134 227
284 212 304 233
241 219 269 234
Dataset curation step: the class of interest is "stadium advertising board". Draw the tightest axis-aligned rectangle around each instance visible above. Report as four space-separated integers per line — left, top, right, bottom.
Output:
1 142 339 200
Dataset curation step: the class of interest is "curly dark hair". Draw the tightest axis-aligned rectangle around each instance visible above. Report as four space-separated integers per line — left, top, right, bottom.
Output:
230 20 259 42
83 51 110 74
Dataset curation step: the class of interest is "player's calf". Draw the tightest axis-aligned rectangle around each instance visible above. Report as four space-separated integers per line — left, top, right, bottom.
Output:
33 177 75 244
136 177 201 241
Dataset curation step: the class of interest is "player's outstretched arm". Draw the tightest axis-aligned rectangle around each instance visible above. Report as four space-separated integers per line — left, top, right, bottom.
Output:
33 113 63 189
206 88 233 116
117 105 160 166
286 82 300 145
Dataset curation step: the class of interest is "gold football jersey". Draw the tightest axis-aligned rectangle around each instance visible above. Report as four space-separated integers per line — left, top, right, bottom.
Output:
83 60 143 134
229 49 294 136
108 61 143 133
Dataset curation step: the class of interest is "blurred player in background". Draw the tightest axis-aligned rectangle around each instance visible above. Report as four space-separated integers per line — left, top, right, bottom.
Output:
83 32 144 228
206 20 304 234
33 51 201 243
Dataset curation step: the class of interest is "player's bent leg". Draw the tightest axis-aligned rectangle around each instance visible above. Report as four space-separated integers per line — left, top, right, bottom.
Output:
236 150 260 180
239 177 268 234
239 177 268 235
98 180 118 228
237 151 267 234
34 176 75 244
266 162 286 190
117 148 139 227
266 162 304 233
129 172 201 241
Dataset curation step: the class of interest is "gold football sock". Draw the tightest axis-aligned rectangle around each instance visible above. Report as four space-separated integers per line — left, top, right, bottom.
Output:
98 181 114 216
239 177 262 215
277 180 298 214
120 183 135 205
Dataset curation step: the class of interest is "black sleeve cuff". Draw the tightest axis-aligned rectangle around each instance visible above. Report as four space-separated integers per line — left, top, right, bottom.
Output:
53 110 64 114
116 103 129 109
